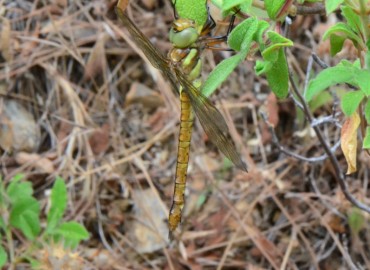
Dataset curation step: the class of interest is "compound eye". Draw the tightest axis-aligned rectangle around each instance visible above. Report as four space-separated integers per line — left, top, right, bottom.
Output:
169 27 198 48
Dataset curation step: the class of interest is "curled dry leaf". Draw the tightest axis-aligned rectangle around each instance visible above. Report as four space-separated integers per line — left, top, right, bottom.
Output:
341 112 360 174
0 100 41 152
15 152 55 174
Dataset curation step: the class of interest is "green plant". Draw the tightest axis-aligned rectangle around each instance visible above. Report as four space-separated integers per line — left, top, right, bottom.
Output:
303 1 370 174
174 0 293 99
172 0 370 213
0 174 89 268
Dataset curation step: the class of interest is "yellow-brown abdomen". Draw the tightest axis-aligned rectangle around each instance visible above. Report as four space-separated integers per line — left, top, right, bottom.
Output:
168 91 194 232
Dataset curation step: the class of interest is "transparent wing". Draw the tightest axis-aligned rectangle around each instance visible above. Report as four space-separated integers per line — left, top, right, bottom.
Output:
115 7 179 90
174 68 247 171
116 7 247 172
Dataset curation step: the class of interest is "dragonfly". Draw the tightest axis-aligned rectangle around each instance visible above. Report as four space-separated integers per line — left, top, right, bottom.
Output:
115 4 247 236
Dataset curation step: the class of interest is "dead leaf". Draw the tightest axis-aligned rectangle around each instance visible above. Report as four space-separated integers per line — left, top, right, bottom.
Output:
341 112 360 174
0 18 12 62
0 100 41 152
15 152 55 174
265 93 279 127
127 189 168 253
89 123 110 155
125 82 164 109
84 34 107 80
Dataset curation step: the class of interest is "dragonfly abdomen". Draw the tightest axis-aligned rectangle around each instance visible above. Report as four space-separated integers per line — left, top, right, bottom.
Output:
169 91 194 232
168 18 202 234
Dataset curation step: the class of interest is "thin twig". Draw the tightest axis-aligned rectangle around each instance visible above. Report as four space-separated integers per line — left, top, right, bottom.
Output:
289 73 370 213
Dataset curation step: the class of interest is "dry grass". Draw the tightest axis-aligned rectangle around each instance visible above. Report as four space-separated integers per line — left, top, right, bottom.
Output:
1 1 370 269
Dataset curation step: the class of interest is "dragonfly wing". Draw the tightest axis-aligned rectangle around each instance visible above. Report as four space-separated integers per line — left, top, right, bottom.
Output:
174 68 248 172
115 7 179 92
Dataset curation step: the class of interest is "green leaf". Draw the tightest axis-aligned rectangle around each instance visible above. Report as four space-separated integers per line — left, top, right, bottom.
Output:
6 181 33 204
10 197 40 240
329 34 346 56
201 53 245 97
365 50 370 71
228 17 258 52
355 69 370 95
265 0 285 19
202 18 259 97
348 207 365 234
256 32 292 98
46 177 67 232
341 6 362 35
323 23 362 56
305 64 358 101
261 48 289 98
309 91 333 112
173 0 208 27
341 91 365 116
261 31 293 59
325 0 344 14
363 127 370 149
0 246 7 267
54 222 89 249
364 99 370 123
221 0 247 10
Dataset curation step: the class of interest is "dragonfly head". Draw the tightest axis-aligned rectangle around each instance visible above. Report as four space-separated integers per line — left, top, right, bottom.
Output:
169 18 199 49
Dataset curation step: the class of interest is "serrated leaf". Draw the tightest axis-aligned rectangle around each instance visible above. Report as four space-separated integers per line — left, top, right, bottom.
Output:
54 222 89 249
363 127 370 149
341 91 365 116
0 246 7 267
10 197 41 240
47 177 67 232
173 0 208 27
341 112 360 174
305 64 358 101
325 0 344 14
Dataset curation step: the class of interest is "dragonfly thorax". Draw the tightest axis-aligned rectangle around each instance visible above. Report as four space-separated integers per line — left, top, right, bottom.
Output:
169 18 199 49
